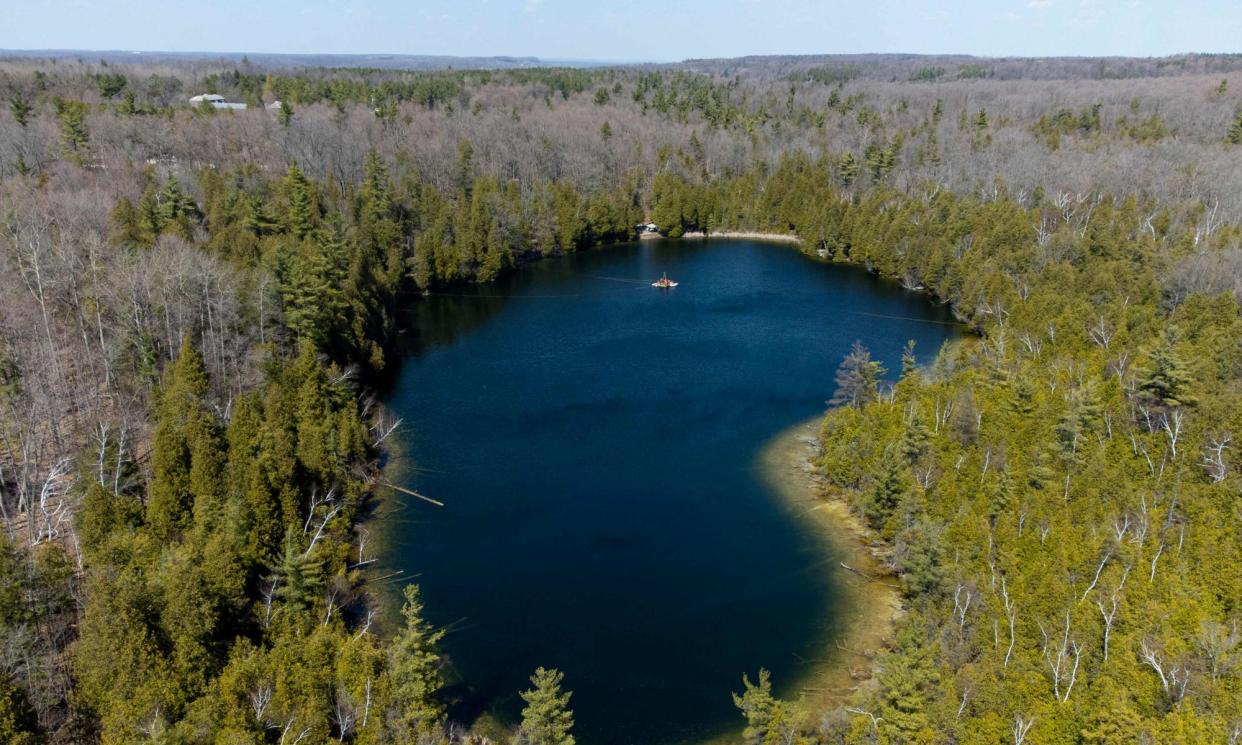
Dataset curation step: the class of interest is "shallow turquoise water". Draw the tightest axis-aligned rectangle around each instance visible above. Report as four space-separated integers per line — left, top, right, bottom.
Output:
383 239 959 744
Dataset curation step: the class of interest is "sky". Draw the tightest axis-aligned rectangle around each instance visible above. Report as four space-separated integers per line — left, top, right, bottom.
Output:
2 0 1240 62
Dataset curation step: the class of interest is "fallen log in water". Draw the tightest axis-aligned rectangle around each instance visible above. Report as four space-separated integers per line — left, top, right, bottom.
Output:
382 481 445 507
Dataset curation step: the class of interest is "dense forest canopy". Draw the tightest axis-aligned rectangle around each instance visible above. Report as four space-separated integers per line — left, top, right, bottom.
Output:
0 51 1240 744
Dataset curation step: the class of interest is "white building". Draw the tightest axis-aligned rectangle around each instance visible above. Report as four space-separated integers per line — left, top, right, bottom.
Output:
189 93 247 110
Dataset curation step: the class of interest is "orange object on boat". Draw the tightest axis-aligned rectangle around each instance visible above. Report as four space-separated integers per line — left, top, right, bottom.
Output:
652 272 679 288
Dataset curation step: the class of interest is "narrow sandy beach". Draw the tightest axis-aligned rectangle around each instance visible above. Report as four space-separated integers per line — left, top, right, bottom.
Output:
755 417 904 716
680 231 802 242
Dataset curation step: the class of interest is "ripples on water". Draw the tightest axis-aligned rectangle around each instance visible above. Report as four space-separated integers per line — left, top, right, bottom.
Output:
383 239 960 745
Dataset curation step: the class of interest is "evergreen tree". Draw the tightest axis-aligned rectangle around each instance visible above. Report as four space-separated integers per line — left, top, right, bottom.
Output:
0 674 44 745
108 196 148 247
836 152 859 187
9 95 32 127
899 411 930 463
1135 325 1196 409
387 584 446 734
147 340 214 540
95 72 127 99
455 138 475 197
517 667 575 745
1079 677 1142 744
895 520 943 596
732 669 810 745
1028 447 1058 490
865 446 909 533
158 178 200 240
829 341 885 408
277 100 294 126
973 108 989 131
282 164 317 240
1007 376 1037 416
138 180 165 240
1228 111 1242 145
899 339 918 381
273 526 324 614
874 627 939 739
242 194 279 236
1057 383 1103 458
52 98 89 156
732 669 775 744
77 481 144 559
117 89 137 116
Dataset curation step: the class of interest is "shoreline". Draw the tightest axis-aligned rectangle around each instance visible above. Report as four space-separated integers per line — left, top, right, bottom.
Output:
679 230 802 243
755 417 904 720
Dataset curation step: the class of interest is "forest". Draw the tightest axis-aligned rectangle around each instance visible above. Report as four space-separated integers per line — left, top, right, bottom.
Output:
1 51 1241 744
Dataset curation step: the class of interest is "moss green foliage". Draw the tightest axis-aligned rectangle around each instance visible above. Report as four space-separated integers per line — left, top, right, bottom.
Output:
5 57 1242 745
733 669 811 745
68 341 452 744
761 182 1242 743
518 667 576 745
52 98 90 158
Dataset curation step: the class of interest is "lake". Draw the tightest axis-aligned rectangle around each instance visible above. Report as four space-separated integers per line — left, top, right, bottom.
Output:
382 238 960 744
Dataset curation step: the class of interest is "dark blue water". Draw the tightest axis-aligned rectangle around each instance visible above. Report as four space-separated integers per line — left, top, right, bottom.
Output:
384 239 959 744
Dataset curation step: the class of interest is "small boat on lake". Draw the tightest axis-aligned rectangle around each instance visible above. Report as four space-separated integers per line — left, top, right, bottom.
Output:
652 273 679 288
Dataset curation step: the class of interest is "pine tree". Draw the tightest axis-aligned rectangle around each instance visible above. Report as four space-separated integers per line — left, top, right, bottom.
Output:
732 670 774 744
1007 377 1037 416
158 178 200 240
277 100 293 126
273 526 323 614
1228 111 1242 145
899 339 918 381
518 667 575 745
973 108 989 131
282 164 317 240
1028 447 1058 490
387 584 446 734
900 412 930 463
836 152 859 187
1057 383 1103 458
9 95 32 127
865 446 909 533
1135 325 1196 408
455 138 475 197
358 150 404 297
52 98 89 156
138 180 165 240
895 520 943 596
829 341 885 408
117 89 137 116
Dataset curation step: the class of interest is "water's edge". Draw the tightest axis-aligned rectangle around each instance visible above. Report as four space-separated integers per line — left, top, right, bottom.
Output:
753 418 903 730
376 237 954 742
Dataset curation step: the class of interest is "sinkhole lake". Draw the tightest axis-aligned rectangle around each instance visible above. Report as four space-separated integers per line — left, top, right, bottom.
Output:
382 238 960 744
